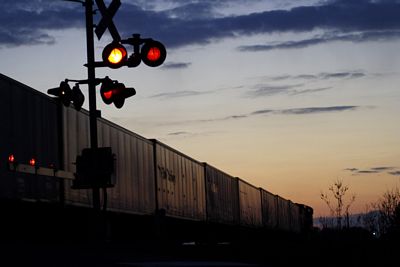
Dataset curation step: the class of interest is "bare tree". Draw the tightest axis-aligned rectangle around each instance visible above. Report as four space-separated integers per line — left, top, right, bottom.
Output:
320 178 356 229
361 204 380 236
375 187 400 235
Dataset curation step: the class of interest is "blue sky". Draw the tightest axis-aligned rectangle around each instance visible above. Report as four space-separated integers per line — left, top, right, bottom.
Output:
1 0 400 216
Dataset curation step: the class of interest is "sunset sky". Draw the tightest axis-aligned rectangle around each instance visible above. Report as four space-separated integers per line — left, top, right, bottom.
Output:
1 0 399 217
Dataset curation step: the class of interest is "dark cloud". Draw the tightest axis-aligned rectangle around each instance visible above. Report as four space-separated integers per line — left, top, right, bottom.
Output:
357 170 380 174
150 90 210 98
118 0 400 48
237 30 400 52
251 109 274 115
278 106 358 115
345 166 399 175
168 131 191 136
164 105 361 126
344 168 359 172
2 0 400 48
162 62 191 69
0 0 82 47
224 115 248 119
265 71 365 83
291 87 332 95
247 84 302 97
371 167 395 171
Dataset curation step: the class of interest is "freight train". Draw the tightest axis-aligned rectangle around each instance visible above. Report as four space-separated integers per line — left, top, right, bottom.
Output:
0 73 313 241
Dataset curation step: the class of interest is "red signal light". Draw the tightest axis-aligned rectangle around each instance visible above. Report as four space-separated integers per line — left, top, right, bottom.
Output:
29 158 36 166
100 77 115 105
103 90 113 100
8 154 15 163
102 42 128 69
100 77 136 109
141 41 166 67
147 47 161 61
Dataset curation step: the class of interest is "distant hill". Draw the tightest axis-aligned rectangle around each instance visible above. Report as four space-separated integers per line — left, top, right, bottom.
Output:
313 211 380 229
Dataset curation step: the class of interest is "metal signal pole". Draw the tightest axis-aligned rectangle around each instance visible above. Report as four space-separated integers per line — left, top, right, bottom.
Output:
85 0 101 211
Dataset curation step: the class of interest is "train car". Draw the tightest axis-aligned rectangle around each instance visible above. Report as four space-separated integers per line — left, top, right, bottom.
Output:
204 163 239 225
0 74 60 202
152 140 206 221
298 203 314 232
289 201 301 233
276 195 291 231
237 178 263 228
62 105 156 215
260 188 279 230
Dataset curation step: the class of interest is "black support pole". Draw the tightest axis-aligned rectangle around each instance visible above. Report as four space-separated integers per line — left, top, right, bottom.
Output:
85 0 101 212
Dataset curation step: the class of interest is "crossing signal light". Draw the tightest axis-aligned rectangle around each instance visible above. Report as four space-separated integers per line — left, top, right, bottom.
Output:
71 84 85 111
8 154 15 164
29 158 36 167
47 81 85 111
48 81 72 107
102 36 167 68
100 77 136 109
141 41 167 67
102 42 127 69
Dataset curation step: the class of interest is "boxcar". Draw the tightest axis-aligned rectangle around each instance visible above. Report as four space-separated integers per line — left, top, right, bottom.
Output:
289 201 301 233
152 140 206 221
237 178 262 228
260 188 279 229
204 163 239 225
0 74 60 202
298 204 314 232
276 195 290 231
62 106 156 215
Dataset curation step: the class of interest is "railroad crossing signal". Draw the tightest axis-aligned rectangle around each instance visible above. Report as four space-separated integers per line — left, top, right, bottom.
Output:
141 40 167 67
100 77 136 108
47 81 85 111
95 0 121 41
102 37 167 68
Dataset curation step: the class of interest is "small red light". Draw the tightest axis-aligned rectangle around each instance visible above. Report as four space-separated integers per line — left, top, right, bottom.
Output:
29 158 36 166
8 154 15 163
147 47 161 61
103 90 113 100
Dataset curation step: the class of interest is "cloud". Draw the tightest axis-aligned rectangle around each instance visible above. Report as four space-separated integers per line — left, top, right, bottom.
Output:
237 30 400 52
260 71 366 85
291 87 332 95
150 90 211 98
357 170 380 174
162 105 361 126
0 1 82 47
162 62 191 69
247 84 302 97
345 166 399 175
251 109 274 115
3 0 400 48
278 106 358 115
168 131 191 136
118 1 400 48
344 168 359 172
370 167 395 171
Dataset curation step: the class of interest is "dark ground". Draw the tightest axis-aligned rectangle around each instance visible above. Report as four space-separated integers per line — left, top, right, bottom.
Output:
0 229 398 267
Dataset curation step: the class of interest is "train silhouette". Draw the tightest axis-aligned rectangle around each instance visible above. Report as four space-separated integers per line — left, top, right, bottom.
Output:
0 73 313 241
